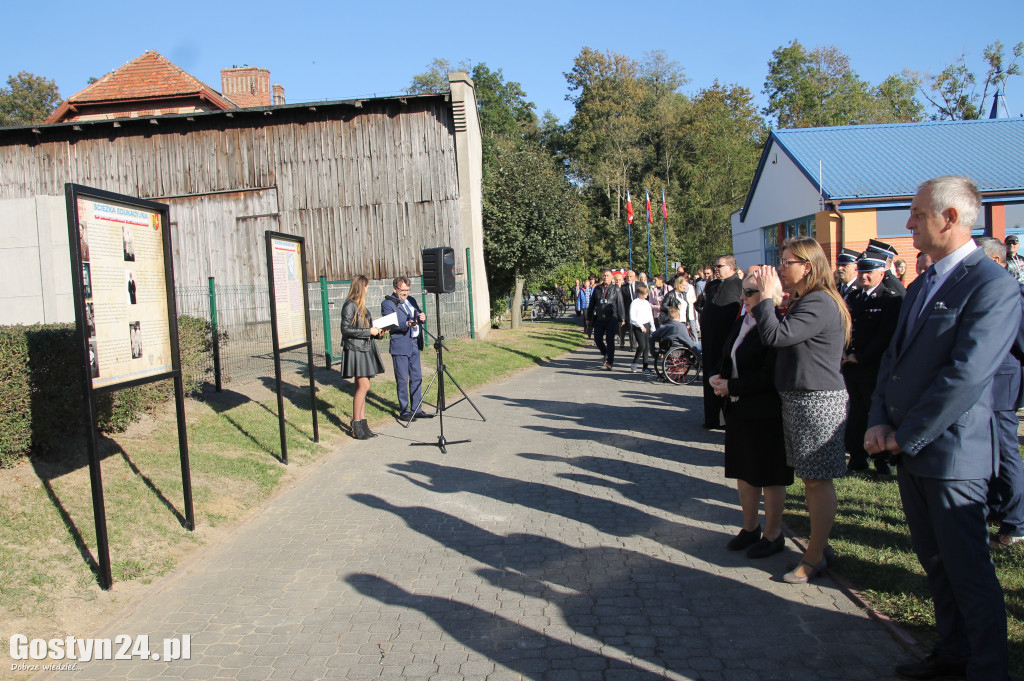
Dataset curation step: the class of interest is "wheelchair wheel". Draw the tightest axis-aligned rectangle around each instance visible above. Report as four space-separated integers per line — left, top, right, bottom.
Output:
663 346 701 385
530 306 539 321
653 350 667 380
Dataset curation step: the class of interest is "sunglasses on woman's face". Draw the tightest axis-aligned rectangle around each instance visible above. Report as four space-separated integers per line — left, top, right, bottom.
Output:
742 288 759 297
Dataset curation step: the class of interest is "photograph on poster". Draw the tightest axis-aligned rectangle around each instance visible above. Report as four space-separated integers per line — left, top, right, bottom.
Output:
85 302 96 338
80 223 91 261
75 195 173 389
82 263 92 299
123 225 135 262
88 339 99 378
129 321 142 359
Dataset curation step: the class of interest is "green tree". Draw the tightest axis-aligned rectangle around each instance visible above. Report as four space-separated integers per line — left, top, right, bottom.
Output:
0 72 61 127
763 40 922 128
405 58 471 94
677 82 766 268
922 41 1023 120
483 136 585 327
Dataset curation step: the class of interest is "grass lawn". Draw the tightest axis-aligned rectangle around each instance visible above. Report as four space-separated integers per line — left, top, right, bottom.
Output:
785 472 1024 679
0 320 583 678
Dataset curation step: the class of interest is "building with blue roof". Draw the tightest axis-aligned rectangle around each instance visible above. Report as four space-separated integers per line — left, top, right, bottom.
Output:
731 117 1024 280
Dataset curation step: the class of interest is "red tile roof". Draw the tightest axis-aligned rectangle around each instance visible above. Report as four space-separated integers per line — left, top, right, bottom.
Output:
46 50 235 123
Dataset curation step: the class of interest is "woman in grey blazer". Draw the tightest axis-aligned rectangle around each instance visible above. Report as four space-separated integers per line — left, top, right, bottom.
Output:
340 275 385 439
751 237 852 584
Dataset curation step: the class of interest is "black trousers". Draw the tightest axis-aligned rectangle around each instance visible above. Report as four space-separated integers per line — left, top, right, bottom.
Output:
632 326 650 367
593 318 619 365
843 368 887 470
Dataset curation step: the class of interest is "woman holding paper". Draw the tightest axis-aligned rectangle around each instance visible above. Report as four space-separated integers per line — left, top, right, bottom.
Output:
340 275 385 440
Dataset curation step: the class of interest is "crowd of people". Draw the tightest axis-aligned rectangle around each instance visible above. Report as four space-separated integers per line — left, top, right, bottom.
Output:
573 176 1023 681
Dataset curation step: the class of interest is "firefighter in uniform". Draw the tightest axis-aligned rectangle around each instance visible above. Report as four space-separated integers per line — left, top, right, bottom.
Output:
842 253 903 474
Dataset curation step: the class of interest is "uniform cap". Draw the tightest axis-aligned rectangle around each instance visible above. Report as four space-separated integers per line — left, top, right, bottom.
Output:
836 248 860 265
857 256 886 272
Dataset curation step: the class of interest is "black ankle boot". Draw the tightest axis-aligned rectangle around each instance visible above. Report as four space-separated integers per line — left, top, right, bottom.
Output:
360 419 378 438
351 420 368 440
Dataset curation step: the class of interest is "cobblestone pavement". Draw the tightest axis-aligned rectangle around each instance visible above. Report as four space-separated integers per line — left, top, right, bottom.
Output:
61 341 907 681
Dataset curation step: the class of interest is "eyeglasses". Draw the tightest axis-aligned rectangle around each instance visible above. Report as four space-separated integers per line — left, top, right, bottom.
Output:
778 258 807 269
396 288 410 293
742 288 759 297
713 264 727 269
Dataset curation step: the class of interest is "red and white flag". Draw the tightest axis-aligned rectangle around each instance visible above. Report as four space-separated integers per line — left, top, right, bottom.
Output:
646 190 652 224
626 190 634 225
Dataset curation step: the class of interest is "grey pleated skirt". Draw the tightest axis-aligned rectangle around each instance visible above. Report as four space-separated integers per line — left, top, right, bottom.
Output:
779 389 848 479
341 342 385 379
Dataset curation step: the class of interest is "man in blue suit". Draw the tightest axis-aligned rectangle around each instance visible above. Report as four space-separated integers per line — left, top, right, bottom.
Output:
975 236 1024 549
866 176 1018 681
382 277 433 421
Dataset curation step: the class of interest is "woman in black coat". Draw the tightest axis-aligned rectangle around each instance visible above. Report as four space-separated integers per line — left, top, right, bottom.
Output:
340 275 385 440
709 274 793 559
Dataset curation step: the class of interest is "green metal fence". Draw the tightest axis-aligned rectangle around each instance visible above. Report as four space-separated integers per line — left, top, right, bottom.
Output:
175 274 474 391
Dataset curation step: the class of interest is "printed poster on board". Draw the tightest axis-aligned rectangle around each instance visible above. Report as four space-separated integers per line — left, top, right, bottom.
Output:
76 197 173 388
270 237 308 349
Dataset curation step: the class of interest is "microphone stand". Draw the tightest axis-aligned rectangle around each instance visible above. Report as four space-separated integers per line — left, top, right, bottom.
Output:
407 292 486 453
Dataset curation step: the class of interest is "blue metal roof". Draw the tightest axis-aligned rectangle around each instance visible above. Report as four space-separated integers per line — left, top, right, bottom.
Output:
740 118 1024 220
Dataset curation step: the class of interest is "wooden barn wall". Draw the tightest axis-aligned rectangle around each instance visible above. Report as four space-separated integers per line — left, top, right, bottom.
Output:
0 99 465 289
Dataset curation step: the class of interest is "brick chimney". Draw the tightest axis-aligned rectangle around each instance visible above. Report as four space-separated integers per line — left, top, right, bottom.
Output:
220 66 271 107
273 83 285 105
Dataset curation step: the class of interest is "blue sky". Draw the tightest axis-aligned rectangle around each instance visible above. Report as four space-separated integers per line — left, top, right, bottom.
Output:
5 0 1023 124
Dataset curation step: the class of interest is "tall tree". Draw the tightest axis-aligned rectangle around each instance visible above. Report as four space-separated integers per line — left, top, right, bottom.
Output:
763 40 922 128
922 41 1023 120
0 72 61 126
677 82 766 268
405 58 471 94
483 136 585 327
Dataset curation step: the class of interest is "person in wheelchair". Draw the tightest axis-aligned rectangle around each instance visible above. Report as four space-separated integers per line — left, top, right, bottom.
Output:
651 305 702 360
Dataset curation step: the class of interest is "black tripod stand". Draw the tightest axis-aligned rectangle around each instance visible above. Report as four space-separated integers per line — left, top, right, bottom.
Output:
407 293 485 453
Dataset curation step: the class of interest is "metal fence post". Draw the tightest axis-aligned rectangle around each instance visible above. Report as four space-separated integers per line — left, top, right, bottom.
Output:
208 276 222 392
465 247 476 339
320 276 333 369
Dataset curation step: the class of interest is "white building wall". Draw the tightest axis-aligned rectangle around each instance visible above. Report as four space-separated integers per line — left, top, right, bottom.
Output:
731 140 826 269
0 196 73 325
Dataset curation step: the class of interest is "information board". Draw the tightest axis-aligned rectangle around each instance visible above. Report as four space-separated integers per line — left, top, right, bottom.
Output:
268 236 309 350
74 196 173 389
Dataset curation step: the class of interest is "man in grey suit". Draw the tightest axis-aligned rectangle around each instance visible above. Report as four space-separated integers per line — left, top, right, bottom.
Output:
865 176 1019 681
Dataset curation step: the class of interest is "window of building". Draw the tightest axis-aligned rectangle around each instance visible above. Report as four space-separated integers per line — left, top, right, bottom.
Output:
784 216 816 240
1005 202 1024 238
763 225 778 267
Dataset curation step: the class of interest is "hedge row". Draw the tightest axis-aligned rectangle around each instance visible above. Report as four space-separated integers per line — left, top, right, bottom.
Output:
0 316 211 468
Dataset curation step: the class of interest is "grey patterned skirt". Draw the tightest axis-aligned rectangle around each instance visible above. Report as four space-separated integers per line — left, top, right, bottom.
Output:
779 389 848 480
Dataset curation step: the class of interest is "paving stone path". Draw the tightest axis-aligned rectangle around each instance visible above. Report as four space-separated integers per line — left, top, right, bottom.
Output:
62 340 907 681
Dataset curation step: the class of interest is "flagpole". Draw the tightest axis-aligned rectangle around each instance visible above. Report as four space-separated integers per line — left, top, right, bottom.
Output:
645 189 652 276
662 187 669 278
627 220 633 272
626 189 634 271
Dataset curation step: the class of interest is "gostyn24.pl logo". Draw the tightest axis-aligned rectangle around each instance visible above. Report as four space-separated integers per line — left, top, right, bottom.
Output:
9 634 190 669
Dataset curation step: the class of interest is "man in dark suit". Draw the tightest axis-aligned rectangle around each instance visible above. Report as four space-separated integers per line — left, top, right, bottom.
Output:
975 237 1024 549
865 239 907 298
588 269 626 370
698 255 743 429
382 276 433 421
834 247 861 301
865 176 1019 681
842 254 901 474
619 270 638 349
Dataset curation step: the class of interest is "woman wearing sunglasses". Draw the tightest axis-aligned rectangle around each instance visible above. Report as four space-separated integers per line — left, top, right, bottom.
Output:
750 237 851 584
710 272 793 560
